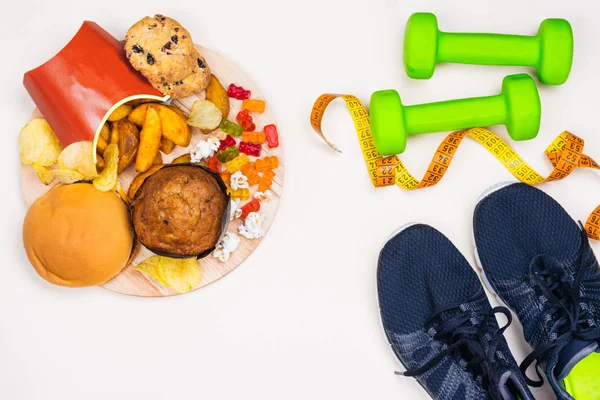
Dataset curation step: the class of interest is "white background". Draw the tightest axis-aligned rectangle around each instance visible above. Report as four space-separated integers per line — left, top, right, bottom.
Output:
2 0 600 399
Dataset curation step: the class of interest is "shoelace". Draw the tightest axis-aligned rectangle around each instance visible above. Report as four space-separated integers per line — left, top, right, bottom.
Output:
520 225 600 387
400 304 512 395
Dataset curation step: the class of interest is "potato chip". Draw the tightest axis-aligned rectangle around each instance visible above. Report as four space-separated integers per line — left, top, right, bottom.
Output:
52 168 85 184
32 164 54 185
93 143 119 192
19 118 62 166
187 100 222 130
134 256 201 293
107 104 132 121
58 141 98 179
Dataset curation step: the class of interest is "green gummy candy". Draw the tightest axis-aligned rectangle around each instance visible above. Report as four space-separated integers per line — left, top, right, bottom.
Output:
216 146 239 163
219 119 243 137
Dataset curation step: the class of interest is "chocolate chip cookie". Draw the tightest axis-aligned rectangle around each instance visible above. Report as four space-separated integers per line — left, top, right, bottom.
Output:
149 48 211 98
125 14 197 84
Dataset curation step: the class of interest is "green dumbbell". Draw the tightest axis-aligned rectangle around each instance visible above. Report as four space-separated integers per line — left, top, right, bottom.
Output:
404 12 573 85
369 73 540 155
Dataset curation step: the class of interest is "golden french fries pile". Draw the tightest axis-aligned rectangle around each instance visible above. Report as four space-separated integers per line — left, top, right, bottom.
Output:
102 101 192 174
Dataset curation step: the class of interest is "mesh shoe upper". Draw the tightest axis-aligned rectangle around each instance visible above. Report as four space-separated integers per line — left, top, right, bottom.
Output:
474 183 600 399
378 224 533 400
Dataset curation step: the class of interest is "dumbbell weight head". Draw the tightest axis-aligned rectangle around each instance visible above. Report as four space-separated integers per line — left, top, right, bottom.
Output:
502 74 541 141
537 19 573 85
404 12 439 79
370 90 407 155
369 74 541 155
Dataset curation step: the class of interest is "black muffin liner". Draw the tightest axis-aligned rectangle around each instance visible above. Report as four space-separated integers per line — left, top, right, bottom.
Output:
131 163 231 259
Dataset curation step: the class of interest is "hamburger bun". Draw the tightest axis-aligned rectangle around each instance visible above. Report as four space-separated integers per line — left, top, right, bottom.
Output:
22 183 133 287
132 164 229 258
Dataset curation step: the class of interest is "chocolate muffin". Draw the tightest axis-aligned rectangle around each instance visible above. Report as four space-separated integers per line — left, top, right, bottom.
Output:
132 165 229 258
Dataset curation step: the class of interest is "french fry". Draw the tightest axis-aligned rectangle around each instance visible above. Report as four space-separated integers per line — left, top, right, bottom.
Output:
155 105 191 147
171 153 191 164
100 123 110 141
107 104 132 121
116 120 140 174
96 154 105 172
168 104 188 119
127 98 158 107
115 180 131 205
129 103 152 126
130 104 190 147
110 123 120 144
135 105 162 172
154 151 163 165
96 135 108 155
128 164 164 199
205 75 230 120
160 137 175 154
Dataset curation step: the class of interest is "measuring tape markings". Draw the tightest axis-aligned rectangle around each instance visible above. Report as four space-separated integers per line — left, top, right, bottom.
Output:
310 93 600 240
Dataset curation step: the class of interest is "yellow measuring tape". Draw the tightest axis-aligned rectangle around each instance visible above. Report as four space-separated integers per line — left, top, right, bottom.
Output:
310 93 600 240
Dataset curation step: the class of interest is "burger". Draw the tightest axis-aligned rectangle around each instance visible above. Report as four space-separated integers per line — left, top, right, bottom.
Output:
131 164 230 258
22 183 134 287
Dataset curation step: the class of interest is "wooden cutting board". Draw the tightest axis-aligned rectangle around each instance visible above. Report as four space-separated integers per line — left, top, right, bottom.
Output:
20 45 284 297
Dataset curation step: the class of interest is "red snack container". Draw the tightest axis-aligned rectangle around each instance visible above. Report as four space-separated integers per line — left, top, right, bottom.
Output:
23 21 168 151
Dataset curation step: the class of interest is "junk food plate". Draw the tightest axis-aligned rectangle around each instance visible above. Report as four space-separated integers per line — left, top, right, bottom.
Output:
20 16 284 297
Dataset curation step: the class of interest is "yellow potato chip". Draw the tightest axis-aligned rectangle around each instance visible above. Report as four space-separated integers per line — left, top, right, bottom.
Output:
19 118 62 166
52 168 85 184
187 100 222 130
58 141 98 179
32 164 54 185
93 143 119 192
134 256 201 293
107 104 133 121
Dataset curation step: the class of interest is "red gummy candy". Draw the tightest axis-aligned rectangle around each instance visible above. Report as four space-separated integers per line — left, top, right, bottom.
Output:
218 135 236 151
207 156 221 173
227 83 251 100
241 120 256 131
240 198 260 219
264 124 279 148
238 141 262 157
236 110 256 132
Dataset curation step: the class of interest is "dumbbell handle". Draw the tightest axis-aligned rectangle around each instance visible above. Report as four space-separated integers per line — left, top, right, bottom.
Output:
405 94 505 135
438 33 539 66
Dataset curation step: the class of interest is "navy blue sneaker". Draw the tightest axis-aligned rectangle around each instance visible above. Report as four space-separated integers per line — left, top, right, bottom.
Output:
378 224 534 400
474 182 600 399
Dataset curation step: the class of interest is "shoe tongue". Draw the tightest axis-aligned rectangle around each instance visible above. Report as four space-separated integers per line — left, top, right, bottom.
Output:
492 370 533 400
555 339 599 380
